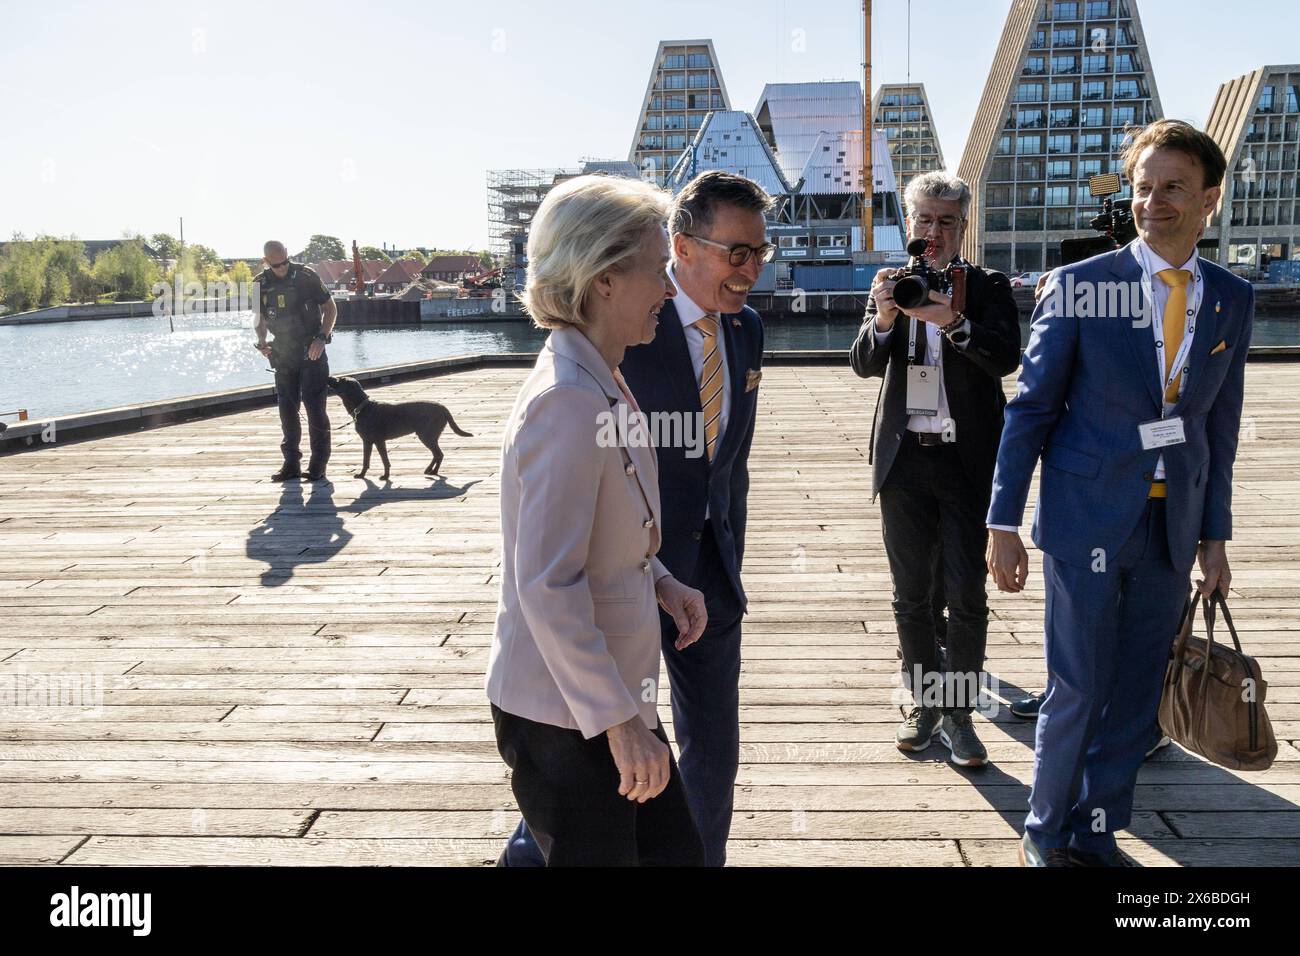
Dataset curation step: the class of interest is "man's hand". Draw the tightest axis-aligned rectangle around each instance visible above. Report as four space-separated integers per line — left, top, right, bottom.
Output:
656 574 707 650
900 289 958 327
307 338 325 361
606 717 670 803
255 341 273 359
1034 271 1053 302
987 528 1029 593
1196 539 1231 597
870 268 901 332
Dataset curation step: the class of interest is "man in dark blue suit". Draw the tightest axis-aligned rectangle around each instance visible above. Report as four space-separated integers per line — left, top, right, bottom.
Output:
987 121 1253 867
497 170 769 867
618 171 769 867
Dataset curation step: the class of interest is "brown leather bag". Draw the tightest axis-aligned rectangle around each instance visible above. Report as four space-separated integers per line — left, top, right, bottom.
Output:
1159 591 1277 771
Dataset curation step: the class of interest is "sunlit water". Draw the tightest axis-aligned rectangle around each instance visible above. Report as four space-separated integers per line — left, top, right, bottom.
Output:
1 308 1296 420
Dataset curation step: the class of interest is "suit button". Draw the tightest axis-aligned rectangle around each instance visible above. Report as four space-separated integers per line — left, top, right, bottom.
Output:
643 518 654 529
1143 471 1153 481
625 463 635 476
691 531 703 541
641 561 651 572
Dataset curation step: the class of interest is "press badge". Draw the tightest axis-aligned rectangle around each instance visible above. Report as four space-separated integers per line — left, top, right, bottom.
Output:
1138 416 1186 450
906 365 941 416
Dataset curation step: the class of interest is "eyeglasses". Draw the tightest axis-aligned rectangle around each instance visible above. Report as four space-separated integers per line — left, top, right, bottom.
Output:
267 259 290 269
683 234 776 266
911 216 965 232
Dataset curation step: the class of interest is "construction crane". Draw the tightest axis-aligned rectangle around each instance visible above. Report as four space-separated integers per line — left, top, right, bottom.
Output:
351 240 365 296
862 0 873 251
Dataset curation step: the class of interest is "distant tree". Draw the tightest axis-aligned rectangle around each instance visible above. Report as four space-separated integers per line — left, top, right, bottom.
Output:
150 233 182 260
358 245 391 262
0 235 96 310
300 234 346 262
91 239 159 300
400 249 427 264
477 249 494 270
166 243 222 290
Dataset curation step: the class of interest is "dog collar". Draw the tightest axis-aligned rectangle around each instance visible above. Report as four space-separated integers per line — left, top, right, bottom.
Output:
350 398 371 422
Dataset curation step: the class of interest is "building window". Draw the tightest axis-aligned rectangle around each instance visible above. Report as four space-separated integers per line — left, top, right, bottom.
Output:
1079 158 1103 178
883 94 900 106
1051 107 1076 127
1114 79 1140 98
663 74 685 90
1050 81 1076 100
1054 2 1080 19
1031 29 1047 49
884 110 900 122
1052 55 1078 74
1017 83 1045 102
1018 108 1045 128
1258 86 1275 112
662 54 685 69
1085 0 1111 16
886 126 899 139
1017 184 1044 205
665 95 685 109
665 114 685 130
1049 134 1073 153
1083 54 1108 73
996 135 1012 155
986 210 1013 231
687 114 705 130
1081 107 1105 127
645 116 663 130
1048 159 1073 178
1045 185 1072 206
903 108 921 121
1081 132 1106 152
1287 86 1299 112
1047 208 1075 228
1016 209 1045 230
1114 53 1137 72
665 134 686 150
687 72 710 89
1017 134 1043 154
1025 56 1046 75
1051 27 1078 45
989 159 1014 180
687 53 711 69
1082 80 1107 99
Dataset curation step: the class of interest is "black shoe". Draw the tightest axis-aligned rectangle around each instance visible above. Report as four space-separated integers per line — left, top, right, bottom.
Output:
270 465 301 482
895 705 943 751
1010 692 1046 720
939 710 989 767
305 469 329 483
1068 844 1140 867
1018 832 1074 867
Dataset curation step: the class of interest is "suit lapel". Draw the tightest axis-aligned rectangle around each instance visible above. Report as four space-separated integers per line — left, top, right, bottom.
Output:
1172 264 1224 414
1110 247 1164 413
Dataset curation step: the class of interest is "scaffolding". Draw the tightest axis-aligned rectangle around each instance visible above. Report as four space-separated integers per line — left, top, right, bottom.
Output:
486 167 580 294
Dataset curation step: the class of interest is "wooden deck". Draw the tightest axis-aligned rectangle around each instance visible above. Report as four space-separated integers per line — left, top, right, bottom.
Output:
1 361 1298 867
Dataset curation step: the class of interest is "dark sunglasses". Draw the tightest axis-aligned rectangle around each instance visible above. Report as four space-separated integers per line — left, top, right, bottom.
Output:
267 259 290 269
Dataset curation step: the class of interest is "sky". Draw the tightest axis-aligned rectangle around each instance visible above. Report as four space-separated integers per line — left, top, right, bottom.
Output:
1 0 1296 258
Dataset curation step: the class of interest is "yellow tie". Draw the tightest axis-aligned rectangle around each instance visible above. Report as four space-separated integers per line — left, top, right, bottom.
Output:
695 315 723 462
1158 268 1192 403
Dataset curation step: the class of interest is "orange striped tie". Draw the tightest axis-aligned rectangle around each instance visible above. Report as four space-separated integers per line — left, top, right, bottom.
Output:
1158 268 1192 403
695 314 723 462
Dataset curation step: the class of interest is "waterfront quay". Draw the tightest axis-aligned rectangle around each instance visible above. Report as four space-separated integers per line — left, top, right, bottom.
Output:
0 359 1297 867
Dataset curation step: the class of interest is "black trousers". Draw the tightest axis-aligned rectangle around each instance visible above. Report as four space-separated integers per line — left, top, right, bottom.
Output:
491 704 705 867
879 437 990 712
274 354 331 472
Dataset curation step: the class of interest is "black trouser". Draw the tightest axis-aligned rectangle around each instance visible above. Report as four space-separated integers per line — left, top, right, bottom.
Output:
879 437 990 713
491 704 705 867
274 353 331 473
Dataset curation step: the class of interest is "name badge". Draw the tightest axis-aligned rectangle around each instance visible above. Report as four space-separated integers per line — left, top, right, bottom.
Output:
906 365 940 416
1138 416 1186 450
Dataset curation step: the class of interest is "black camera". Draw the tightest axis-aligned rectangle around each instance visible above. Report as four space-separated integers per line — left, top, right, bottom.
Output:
892 237 967 312
1060 173 1139 266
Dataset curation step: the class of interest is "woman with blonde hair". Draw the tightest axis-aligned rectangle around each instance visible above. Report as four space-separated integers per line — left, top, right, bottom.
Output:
486 174 708 866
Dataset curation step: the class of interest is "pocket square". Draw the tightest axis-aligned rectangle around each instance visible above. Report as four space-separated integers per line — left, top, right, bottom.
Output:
1210 340 1227 355
745 369 762 393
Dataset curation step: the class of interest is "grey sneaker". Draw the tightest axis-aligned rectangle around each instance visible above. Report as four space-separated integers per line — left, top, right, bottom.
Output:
940 710 989 767
896 706 942 751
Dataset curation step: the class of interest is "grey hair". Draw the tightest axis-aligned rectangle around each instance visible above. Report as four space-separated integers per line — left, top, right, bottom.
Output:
903 172 972 220
263 240 287 257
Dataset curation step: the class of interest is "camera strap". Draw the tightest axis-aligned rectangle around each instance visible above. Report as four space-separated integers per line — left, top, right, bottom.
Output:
905 317 932 367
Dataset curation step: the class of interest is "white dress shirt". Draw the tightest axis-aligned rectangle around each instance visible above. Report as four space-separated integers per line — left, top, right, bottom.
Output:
670 265 731 442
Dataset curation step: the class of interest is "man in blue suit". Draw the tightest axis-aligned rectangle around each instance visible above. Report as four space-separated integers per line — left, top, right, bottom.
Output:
986 120 1253 867
498 170 768 867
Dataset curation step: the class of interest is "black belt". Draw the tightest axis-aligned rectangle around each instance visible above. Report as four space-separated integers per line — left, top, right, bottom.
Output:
908 430 950 447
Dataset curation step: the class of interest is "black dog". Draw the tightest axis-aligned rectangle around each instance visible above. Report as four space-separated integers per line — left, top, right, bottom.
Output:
327 376 472 480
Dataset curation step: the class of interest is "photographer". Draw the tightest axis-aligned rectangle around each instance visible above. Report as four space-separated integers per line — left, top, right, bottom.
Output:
254 240 337 483
849 172 1021 766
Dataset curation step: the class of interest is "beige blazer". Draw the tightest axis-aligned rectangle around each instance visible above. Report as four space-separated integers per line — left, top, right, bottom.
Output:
486 325 669 739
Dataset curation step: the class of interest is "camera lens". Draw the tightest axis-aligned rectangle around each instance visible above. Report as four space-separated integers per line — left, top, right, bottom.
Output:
893 275 930 311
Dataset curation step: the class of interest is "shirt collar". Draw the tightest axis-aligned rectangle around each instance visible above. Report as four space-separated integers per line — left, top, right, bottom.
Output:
1132 237 1199 277
668 264 710 329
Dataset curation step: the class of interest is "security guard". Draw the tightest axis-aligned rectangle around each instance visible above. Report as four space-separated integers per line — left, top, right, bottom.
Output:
254 240 337 481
